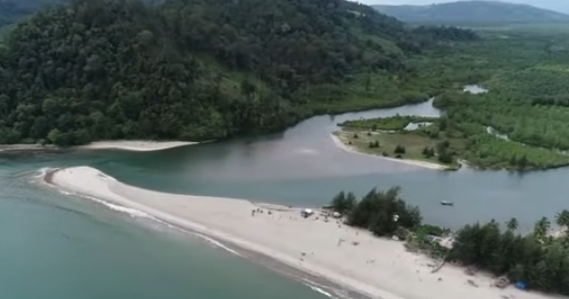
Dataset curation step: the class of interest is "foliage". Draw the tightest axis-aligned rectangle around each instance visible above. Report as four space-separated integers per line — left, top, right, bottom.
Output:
340 115 437 131
449 217 569 295
334 186 569 295
394 145 406 154
330 191 357 215
423 28 569 162
0 0 477 145
332 186 422 236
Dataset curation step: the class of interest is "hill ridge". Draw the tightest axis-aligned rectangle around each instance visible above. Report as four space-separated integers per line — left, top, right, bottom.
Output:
373 0 569 25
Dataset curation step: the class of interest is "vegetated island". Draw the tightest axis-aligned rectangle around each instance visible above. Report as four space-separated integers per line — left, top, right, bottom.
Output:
333 113 569 171
43 166 569 299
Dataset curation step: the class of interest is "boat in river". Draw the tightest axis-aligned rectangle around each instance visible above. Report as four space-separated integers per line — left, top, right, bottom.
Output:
440 201 454 206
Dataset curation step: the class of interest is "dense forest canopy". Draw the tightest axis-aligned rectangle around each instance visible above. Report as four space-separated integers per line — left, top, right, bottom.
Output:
0 0 476 145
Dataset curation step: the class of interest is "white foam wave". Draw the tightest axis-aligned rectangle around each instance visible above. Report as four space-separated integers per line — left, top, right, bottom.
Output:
49 172 241 257
192 232 241 256
84 194 153 219
35 167 58 179
301 278 350 299
300 278 341 299
309 285 335 298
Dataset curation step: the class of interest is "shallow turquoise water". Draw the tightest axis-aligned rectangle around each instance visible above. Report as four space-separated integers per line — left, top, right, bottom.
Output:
0 162 334 299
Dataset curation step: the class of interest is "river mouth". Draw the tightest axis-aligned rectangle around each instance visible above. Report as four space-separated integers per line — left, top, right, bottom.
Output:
3 93 567 233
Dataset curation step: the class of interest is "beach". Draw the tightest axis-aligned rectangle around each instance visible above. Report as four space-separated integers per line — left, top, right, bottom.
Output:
43 166 562 299
77 140 198 151
0 140 198 152
330 134 447 171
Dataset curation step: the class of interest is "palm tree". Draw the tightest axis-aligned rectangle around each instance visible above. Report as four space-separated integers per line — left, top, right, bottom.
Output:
506 217 519 231
533 217 551 238
555 209 569 228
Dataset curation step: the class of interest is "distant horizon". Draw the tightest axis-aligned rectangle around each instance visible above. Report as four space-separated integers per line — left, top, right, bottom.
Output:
362 0 569 14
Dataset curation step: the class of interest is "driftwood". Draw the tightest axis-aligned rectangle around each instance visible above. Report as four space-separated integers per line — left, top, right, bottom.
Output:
431 253 450 273
465 266 477 276
495 276 510 289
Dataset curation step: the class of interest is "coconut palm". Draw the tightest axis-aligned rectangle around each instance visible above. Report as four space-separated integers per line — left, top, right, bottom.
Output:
506 217 519 231
533 217 551 238
555 209 569 228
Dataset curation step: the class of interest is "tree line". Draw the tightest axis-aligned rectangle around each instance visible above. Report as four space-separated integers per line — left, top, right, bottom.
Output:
330 186 569 295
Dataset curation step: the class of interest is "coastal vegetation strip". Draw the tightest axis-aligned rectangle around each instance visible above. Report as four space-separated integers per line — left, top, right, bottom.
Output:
328 187 569 296
334 115 569 170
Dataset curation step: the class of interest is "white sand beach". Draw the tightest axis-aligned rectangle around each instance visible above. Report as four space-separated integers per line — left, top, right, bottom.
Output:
44 166 561 299
330 134 446 170
78 140 198 152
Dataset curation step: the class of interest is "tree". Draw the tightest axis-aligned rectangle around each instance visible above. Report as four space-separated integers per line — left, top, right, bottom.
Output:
47 128 63 145
331 191 357 215
534 217 551 239
506 217 519 231
555 210 569 228
394 145 406 154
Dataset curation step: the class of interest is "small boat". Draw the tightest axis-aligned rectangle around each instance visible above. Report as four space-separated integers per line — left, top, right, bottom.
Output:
440 201 454 206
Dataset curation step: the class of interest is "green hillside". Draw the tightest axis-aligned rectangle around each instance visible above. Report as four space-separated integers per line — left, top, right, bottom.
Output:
374 1 569 25
0 0 475 145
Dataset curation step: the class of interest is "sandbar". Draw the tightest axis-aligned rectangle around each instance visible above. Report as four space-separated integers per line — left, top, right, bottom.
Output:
77 140 198 152
330 134 447 170
0 140 198 153
44 166 561 299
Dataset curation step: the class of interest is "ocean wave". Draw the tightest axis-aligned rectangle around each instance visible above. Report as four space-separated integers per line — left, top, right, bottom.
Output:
45 167 242 257
80 193 154 219
299 278 354 299
191 232 242 256
300 278 338 299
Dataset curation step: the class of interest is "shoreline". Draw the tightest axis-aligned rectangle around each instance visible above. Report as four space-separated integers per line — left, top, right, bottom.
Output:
76 140 199 152
330 134 448 170
41 166 557 299
0 140 200 153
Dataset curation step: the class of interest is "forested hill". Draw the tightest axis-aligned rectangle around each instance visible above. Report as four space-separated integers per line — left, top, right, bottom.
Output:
373 1 569 25
0 0 475 145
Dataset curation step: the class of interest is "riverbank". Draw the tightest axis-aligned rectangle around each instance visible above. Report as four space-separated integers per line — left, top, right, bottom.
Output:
0 140 199 152
42 166 559 299
330 134 448 170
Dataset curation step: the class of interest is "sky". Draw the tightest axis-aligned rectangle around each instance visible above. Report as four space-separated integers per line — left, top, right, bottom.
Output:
362 0 569 14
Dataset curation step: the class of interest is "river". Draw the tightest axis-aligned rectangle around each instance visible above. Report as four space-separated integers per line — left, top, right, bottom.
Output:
1 97 565 298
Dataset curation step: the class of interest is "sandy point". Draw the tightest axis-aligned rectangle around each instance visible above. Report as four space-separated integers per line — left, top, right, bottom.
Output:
77 140 199 152
42 166 562 299
329 133 447 170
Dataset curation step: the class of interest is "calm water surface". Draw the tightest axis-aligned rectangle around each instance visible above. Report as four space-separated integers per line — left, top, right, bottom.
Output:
1 99 564 298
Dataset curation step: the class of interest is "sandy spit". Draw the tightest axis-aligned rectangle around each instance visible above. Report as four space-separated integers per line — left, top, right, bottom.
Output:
0 140 199 153
44 166 562 299
330 134 446 170
77 140 198 152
